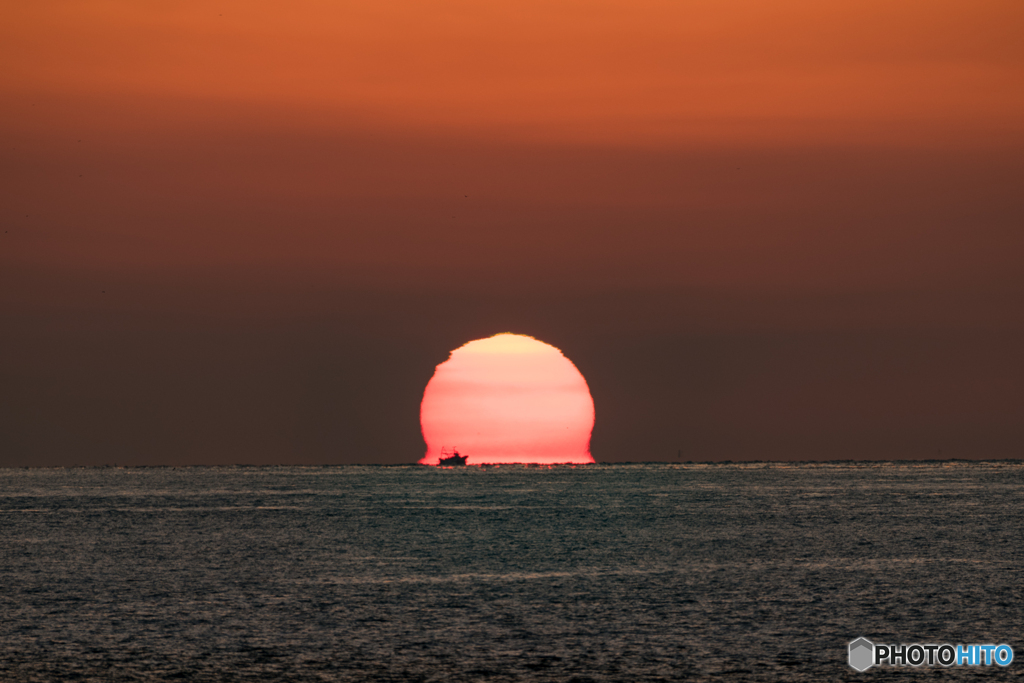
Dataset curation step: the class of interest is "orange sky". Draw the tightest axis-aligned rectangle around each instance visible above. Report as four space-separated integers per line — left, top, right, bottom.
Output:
2 1 1022 465
4 0 1023 286
4 0 1023 146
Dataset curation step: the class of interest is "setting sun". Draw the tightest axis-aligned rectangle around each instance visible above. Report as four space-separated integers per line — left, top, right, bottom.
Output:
419 333 595 465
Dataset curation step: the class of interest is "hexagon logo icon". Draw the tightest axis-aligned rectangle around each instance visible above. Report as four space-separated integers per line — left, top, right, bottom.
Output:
849 637 874 671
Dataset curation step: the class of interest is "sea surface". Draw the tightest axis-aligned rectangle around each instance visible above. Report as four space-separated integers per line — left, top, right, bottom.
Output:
1 462 1022 682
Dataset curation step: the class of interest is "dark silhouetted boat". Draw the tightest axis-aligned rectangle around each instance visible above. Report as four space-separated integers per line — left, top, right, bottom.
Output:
437 448 469 466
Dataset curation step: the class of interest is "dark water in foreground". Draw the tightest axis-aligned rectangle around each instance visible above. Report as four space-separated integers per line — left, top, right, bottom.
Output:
1 463 1022 682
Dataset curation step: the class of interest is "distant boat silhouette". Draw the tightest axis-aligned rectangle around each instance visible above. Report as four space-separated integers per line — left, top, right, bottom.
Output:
437 448 469 466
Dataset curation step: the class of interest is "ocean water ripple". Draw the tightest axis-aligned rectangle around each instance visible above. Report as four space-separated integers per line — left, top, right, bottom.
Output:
1 462 1022 681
